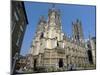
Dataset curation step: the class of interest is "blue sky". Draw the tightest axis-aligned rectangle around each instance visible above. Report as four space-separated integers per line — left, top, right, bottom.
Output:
20 1 96 55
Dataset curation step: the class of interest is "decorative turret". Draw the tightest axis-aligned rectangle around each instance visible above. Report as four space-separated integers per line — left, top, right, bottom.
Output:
34 16 47 39
48 4 62 30
36 16 47 32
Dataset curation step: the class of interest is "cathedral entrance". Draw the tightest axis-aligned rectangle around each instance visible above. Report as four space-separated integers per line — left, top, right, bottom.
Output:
58 58 63 68
34 59 37 70
87 50 93 64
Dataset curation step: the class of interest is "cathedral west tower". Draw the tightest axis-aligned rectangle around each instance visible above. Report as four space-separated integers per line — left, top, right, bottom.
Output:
72 19 84 42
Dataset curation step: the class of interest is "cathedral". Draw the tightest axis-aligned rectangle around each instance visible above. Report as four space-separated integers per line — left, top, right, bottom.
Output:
27 5 96 72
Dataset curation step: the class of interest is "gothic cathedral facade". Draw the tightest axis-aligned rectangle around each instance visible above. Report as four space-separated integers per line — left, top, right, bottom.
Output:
28 5 95 71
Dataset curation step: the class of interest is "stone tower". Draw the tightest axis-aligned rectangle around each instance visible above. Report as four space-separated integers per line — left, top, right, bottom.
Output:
31 16 47 55
72 19 84 42
30 5 65 70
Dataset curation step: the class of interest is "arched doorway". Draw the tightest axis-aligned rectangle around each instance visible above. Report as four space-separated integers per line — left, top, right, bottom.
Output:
58 58 63 68
34 59 37 70
87 50 93 64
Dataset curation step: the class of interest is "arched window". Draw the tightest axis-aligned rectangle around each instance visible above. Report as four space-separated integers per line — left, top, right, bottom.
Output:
57 41 59 47
40 32 44 39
